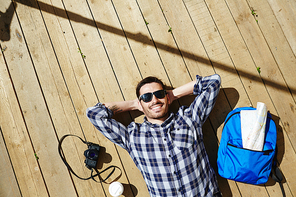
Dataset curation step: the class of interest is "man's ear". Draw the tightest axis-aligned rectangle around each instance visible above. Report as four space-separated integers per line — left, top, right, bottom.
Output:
138 100 144 112
168 94 171 105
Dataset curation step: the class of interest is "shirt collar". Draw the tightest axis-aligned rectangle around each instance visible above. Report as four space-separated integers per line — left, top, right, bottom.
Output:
143 112 174 129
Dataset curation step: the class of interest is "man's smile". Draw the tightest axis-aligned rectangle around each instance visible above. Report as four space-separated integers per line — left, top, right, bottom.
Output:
150 103 164 111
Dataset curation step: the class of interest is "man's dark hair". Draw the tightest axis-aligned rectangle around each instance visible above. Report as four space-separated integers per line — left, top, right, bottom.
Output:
136 76 165 98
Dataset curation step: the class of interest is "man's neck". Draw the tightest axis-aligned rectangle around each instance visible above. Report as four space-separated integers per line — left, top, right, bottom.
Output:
146 114 169 125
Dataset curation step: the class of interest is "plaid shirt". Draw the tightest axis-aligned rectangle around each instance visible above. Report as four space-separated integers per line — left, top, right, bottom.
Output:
86 74 221 197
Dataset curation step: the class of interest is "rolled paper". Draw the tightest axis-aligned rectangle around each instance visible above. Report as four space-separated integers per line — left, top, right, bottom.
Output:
241 110 257 148
243 102 267 151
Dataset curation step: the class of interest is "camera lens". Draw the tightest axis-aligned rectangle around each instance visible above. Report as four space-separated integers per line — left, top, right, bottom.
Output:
89 150 97 158
84 149 99 161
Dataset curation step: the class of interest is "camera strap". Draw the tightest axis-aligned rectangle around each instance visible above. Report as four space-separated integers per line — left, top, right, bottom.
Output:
58 134 121 183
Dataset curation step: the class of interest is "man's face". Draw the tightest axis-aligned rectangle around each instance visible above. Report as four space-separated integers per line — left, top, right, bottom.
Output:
138 82 170 124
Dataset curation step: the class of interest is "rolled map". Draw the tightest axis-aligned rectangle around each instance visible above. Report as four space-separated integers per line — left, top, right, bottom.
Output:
241 102 267 151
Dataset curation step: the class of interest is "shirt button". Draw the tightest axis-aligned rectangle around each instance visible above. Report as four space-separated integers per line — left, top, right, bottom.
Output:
164 138 167 141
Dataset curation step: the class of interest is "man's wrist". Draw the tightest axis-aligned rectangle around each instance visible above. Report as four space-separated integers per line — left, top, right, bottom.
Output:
130 99 139 111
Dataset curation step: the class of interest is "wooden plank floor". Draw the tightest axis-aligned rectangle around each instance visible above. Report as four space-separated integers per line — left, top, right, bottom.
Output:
1 0 295 196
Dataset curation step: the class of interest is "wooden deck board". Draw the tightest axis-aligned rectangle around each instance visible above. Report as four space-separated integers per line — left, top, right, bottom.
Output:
267 0 296 56
1 0 296 196
0 127 21 197
3 1 79 196
0 46 47 197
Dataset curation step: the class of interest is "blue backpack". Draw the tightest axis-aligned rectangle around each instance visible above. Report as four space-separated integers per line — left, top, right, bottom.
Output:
217 107 284 187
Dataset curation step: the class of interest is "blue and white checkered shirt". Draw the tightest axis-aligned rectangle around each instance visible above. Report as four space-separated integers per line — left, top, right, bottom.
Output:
86 74 221 197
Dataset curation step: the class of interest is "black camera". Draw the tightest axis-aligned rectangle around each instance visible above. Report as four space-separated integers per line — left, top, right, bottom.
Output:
84 143 100 169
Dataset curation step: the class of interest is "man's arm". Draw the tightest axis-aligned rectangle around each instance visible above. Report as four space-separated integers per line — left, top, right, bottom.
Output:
86 102 131 150
190 74 221 124
167 79 197 104
104 99 139 115
104 78 198 113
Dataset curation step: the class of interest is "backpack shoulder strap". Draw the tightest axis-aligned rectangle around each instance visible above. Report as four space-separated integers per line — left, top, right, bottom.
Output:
271 147 286 197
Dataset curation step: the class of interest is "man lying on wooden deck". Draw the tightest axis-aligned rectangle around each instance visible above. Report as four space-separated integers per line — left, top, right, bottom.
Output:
86 74 222 197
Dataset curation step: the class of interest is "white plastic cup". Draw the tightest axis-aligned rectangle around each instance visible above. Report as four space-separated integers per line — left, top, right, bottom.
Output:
109 182 124 197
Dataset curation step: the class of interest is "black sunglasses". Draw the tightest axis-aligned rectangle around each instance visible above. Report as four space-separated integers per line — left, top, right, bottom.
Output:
139 90 167 103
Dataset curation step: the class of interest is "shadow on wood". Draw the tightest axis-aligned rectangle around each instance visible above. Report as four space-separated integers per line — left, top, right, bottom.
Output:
122 183 138 197
8 0 296 97
0 2 16 41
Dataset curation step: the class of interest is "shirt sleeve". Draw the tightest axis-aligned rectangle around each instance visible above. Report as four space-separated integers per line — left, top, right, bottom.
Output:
184 74 221 126
86 103 129 150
